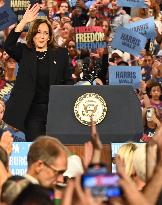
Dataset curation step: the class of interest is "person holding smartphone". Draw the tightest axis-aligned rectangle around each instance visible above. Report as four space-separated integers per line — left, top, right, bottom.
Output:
140 107 161 142
54 2 71 24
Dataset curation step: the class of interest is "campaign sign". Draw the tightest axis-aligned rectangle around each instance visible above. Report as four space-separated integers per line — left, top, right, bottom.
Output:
125 17 156 39
75 26 107 50
0 4 17 31
68 0 77 7
112 26 147 56
10 0 42 22
117 0 147 8
109 66 142 88
9 142 32 176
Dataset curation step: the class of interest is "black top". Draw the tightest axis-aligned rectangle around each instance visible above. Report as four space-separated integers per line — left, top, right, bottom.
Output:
3 28 71 131
32 51 50 104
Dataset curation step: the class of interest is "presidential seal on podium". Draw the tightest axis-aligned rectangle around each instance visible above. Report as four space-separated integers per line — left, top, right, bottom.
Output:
74 93 107 126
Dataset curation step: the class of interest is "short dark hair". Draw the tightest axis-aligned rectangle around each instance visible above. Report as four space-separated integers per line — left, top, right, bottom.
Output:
117 61 129 66
12 183 53 205
148 81 162 95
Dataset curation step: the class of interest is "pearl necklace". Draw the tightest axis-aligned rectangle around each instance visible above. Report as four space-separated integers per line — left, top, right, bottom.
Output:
36 51 47 60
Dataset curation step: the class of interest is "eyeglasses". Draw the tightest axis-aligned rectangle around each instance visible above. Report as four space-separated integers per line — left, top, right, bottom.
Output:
60 5 68 8
68 45 75 48
43 161 65 176
144 59 152 62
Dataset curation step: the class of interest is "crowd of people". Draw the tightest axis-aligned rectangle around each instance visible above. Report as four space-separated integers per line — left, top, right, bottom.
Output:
1 0 162 141
1 0 162 204
0 120 162 205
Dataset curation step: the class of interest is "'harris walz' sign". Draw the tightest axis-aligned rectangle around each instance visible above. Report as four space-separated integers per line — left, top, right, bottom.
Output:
75 26 107 50
125 17 156 39
112 26 147 56
109 66 142 88
10 0 30 11
117 0 147 8
0 4 17 31
10 0 41 22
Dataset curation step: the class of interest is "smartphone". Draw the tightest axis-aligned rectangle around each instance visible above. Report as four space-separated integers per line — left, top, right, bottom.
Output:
81 173 122 199
47 188 54 201
87 163 108 174
146 108 154 121
146 141 157 181
64 12 69 17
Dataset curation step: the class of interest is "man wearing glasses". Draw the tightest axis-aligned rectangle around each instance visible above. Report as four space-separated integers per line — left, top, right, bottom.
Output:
24 136 68 188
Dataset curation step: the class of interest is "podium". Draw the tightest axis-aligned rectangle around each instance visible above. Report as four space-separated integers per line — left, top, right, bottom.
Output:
46 85 143 143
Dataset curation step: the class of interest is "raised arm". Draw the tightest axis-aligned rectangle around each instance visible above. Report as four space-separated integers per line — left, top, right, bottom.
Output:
143 127 162 204
4 3 40 62
90 119 103 164
15 3 40 32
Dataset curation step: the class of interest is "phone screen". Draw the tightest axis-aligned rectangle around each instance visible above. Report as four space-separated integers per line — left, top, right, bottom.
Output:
81 174 122 198
64 12 69 17
47 188 54 201
87 163 108 174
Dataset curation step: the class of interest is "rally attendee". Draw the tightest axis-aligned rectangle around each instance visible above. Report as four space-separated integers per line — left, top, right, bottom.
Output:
140 107 161 142
25 136 68 188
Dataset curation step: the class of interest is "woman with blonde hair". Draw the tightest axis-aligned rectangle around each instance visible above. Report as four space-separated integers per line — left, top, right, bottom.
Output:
116 142 137 177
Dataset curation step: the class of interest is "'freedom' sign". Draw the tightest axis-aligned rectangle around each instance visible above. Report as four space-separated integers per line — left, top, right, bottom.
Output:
112 26 147 56
109 66 142 88
125 17 156 39
117 0 147 8
75 26 107 50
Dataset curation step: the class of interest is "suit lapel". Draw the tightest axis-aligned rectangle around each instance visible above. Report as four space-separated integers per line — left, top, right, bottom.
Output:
48 47 58 85
25 47 58 84
26 49 37 82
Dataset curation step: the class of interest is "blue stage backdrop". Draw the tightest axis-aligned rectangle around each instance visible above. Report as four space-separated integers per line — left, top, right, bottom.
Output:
9 142 143 175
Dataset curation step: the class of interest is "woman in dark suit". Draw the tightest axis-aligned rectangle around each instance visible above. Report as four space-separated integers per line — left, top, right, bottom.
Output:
3 3 72 141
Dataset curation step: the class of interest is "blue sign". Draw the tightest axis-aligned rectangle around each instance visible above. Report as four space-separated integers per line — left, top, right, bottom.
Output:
112 26 147 56
0 4 17 31
125 17 156 39
68 0 77 7
117 0 147 8
9 142 32 175
9 142 143 175
109 66 142 88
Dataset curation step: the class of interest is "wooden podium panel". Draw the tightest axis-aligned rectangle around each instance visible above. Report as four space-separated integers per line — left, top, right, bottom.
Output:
65 144 112 172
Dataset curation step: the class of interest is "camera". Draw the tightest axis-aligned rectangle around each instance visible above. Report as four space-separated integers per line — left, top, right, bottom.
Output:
81 164 122 200
146 108 154 121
